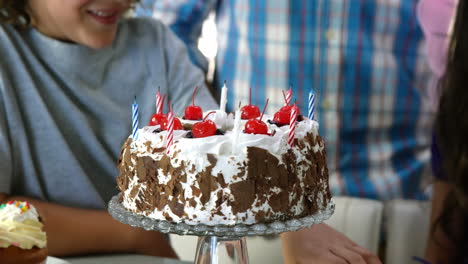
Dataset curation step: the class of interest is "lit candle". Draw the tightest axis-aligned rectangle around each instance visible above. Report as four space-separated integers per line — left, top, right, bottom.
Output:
166 104 174 154
220 81 228 112
308 89 315 120
132 97 139 141
288 105 297 147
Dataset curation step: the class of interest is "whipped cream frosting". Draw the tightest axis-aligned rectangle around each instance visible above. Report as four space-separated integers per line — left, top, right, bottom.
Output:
120 112 328 225
0 202 47 249
138 114 321 159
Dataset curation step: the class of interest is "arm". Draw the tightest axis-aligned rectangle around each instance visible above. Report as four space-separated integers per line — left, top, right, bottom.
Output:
281 223 381 264
136 0 219 72
425 181 456 264
0 75 176 258
0 194 178 258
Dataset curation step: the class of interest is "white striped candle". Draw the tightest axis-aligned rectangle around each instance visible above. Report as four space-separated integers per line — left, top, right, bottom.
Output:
285 87 293 105
308 89 315 120
288 105 297 147
166 106 174 154
156 88 163 114
132 97 139 140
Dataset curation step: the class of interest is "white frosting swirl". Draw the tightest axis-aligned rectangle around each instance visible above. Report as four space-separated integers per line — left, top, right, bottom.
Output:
181 110 235 130
0 202 47 249
141 115 320 159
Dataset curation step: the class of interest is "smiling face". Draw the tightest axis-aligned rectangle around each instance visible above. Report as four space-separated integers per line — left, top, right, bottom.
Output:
27 0 132 49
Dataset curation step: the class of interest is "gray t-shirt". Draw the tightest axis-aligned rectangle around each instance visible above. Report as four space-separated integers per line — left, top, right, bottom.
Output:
0 18 217 209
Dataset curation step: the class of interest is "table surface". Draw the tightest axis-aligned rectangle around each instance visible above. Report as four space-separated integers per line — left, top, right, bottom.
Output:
47 255 190 264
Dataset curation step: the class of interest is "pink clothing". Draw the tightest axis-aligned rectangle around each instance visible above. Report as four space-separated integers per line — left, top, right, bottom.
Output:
417 0 457 110
417 0 457 78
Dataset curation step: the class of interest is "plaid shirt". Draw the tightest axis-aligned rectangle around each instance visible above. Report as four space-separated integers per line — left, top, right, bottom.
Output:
136 0 434 200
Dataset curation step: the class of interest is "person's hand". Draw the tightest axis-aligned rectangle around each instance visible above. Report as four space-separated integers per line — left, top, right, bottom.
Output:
281 223 382 264
129 227 178 259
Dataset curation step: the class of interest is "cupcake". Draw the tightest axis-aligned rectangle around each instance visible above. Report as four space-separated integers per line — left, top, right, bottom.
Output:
0 201 48 264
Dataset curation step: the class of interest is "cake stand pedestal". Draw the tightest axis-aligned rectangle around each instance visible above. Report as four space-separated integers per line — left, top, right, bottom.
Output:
108 195 335 264
194 236 248 264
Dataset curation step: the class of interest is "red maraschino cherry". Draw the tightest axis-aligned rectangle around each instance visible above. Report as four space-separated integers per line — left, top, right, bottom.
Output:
149 94 167 126
184 86 203 120
241 105 261 119
278 104 301 114
273 104 301 125
244 119 268 134
161 117 183 130
192 111 217 138
272 110 290 125
149 113 167 126
161 103 183 130
244 99 269 135
241 87 261 119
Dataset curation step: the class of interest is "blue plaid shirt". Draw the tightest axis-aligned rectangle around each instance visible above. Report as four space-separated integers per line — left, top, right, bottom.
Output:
136 0 434 200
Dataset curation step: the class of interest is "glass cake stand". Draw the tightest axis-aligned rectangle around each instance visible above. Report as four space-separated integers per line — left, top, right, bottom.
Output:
108 195 335 264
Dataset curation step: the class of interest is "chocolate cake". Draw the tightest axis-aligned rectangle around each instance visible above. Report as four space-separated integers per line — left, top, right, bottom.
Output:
117 111 331 225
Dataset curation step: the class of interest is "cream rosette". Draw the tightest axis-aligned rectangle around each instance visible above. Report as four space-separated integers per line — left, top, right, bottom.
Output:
0 201 47 249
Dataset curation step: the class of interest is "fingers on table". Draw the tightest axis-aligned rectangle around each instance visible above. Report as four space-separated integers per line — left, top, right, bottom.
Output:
296 253 348 264
328 245 382 264
330 245 382 264
330 246 367 264
346 245 382 264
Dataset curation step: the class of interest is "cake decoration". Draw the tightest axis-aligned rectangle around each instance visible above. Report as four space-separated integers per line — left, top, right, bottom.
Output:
244 99 269 135
155 87 164 115
0 201 47 250
219 81 228 112
132 97 140 140
288 103 298 147
308 89 316 120
231 104 242 148
283 88 293 106
161 106 182 131
165 103 175 154
192 111 218 138
149 88 167 126
184 86 203 120
0 201 31 213
241 87 261 120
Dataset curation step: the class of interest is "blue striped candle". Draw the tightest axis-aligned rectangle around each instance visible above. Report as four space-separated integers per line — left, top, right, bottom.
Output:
308 90 315 120
132 97 139 140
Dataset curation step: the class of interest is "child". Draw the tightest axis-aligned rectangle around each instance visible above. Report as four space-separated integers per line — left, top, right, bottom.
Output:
0 0 217 258
419 0 468 263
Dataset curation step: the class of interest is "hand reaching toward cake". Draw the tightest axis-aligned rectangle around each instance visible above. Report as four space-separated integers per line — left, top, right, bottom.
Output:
281 223 382 264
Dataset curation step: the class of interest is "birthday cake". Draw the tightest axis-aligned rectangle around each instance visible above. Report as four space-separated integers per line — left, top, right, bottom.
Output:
116 88 331 225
